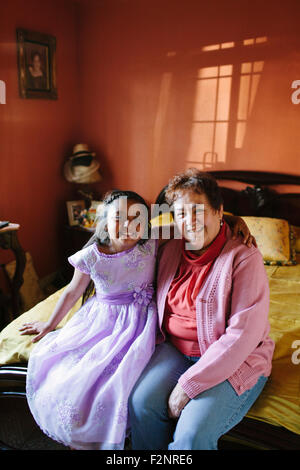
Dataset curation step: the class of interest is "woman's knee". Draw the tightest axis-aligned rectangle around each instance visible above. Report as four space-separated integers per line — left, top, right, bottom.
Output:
129 343 188 414
170 417 218 450
129 369 164 420
129 380 153 414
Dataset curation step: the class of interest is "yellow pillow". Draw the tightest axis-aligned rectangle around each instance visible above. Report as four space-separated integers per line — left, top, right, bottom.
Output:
292 225 300 253
241 217 297 265
150 212 173 227
150 211 235 228
0 287 81 365
150 211 234 227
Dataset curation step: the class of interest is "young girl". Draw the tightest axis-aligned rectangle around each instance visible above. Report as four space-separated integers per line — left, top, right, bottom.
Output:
20 190 158 450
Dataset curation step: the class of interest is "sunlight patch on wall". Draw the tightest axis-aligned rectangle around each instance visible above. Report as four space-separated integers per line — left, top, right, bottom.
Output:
235 61 264 148
243 36 267 46
202 42 235 51
153 72 172 167
187 64 232 169
185 37 267 170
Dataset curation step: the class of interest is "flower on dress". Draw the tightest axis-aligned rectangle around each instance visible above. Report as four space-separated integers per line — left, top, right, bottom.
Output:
116 401 128 424
124 250 141 269
93 401 106 421
138 241 153 256
57 400 82 437
132 284 154 306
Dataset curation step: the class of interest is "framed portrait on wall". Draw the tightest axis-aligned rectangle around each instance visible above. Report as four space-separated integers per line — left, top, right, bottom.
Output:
16 28 58 100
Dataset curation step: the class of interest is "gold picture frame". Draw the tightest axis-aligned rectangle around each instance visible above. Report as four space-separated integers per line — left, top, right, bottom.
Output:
16 28 57 100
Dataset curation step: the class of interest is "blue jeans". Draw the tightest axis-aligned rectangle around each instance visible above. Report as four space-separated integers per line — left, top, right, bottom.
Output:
128 341 267 450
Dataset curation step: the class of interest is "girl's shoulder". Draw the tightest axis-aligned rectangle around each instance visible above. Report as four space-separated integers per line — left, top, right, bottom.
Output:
137 237 158 257
76 242 98 258
68 243 98 274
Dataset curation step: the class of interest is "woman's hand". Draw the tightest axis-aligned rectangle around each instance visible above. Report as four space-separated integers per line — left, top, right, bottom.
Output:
226 214 257 247
168 382 190 419
19 321 52 343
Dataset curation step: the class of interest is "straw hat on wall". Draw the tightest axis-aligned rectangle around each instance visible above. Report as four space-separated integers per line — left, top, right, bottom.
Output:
63 143 102 184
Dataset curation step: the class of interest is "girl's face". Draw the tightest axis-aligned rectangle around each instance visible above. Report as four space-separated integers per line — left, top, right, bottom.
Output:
106 198 148 249
173 190 223 251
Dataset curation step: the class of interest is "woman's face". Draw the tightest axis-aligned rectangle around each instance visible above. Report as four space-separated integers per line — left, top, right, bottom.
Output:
173 190 223 251
33 54 42 71
106 198 148 249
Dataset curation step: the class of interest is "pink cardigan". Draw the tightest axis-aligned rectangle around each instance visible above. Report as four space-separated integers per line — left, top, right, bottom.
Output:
156 225 275 398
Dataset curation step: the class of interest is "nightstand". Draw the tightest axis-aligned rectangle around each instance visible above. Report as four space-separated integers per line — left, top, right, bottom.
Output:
63 225 94 282
0 224 26 323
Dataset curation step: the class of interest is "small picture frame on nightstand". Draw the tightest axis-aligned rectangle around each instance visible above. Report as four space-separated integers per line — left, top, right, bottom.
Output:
66 200 85 226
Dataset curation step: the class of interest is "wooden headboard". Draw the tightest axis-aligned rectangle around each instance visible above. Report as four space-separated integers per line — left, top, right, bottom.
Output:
156 171 300 227
209 171 300 227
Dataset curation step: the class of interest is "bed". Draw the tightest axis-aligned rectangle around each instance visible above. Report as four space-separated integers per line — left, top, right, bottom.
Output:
0 170 300 450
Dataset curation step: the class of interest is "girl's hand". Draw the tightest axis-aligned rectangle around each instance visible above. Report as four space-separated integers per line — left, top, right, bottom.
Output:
19 321 52 343
168 382 190 419
227 215 257 247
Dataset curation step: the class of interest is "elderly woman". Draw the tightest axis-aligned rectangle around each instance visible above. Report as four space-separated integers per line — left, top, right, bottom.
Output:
129 169 275 450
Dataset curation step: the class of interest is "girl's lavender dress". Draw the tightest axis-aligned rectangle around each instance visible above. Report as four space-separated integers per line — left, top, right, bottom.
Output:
26 239 157 450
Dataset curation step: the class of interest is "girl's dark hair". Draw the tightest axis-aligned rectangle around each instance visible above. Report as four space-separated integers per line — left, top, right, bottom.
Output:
165 168 223 211
95 189 150 246
82 189 150 303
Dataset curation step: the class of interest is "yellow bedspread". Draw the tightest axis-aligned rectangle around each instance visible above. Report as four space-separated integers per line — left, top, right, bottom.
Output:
0 289 80 364
0 254 299 435
246 255 300 434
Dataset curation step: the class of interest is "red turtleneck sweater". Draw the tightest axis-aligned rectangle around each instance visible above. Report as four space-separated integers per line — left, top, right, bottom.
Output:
163 222 227 356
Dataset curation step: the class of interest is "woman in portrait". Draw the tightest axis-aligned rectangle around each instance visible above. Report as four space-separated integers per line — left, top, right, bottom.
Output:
27 51 47 90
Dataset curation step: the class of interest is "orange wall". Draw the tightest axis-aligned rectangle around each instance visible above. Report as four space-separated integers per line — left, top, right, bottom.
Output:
1 0 300 283
78 0 300 205
0 0 80 276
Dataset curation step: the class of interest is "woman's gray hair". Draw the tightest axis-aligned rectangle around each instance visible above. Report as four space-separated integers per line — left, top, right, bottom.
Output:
165 168 223 211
